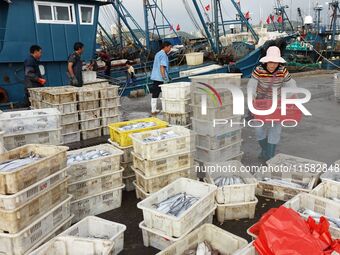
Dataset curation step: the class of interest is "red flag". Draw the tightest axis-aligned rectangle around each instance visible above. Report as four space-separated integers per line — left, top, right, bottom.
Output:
270 15 275 21
205 4 210 11
245 11 250 19
176 24 180 31
266 16 271 24
277 15 283 23
169 25 173 31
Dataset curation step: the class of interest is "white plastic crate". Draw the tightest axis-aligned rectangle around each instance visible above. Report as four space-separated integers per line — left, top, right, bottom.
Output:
77 86 100 101
71 185 124 223
197 129 242 150
101 107 120 118
122 161 134 177
79 118 101 130
78 100 100 111
0 109 60 136
58 216 126 255
81 127 102 140
67 144 123 182
0 131 4 154
103 127 110 136
100 97 120 108
191 116 243 137
102 116 120 127
62 131 81 144
0 196 72 255
108 139 133 163
61 112 79 125
163 112 191 126
4 129 62 150
195 140 242 162
205 161 258 204
185 52 204 66
159 82 191 100
216 198 258 224
137 178 217 237
98 83 119 99
311 182 340 201
157 223 248 255
191 90 233 107
79 109 101 121
0 168 67 210
83 71 97 84
41 102 78 115
179 64 221 77
233 242 258 255
321 160 340 184
133 166 191 194
61 123 79 135
68 169 123 201
191 104 233 121
134 181 150 200
132 151 193 178
130 126 194 160
140 206 215 251
30 236 114 255
42 87 78 104
190 73 242 93
123 175 136 192
161 98 191 114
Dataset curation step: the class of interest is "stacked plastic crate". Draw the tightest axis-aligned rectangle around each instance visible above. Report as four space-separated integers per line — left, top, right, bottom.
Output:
0 144 72 255
66 144 124 223
334 73 340 102
160 82 192 127
130 126 195 199
190 74 244 170
0 108 62 150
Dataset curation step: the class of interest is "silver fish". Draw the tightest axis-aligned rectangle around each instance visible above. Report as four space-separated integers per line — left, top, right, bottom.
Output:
299 209 340 228
143 131 179 143
67 149 112 165
118 122 156 131
183 241 221 255
214 176 245 187
0 153 41 172
263 178 307 189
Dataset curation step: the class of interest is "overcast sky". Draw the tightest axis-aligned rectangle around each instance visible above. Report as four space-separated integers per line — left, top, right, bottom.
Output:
115 0 332 32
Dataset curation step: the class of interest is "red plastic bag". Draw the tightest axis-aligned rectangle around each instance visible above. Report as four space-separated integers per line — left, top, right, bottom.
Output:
253 206 340 255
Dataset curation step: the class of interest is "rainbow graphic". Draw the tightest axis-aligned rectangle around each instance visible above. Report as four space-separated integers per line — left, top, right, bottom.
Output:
197 82 223 107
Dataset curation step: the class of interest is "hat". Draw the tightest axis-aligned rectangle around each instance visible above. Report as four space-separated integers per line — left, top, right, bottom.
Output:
259 46 286 64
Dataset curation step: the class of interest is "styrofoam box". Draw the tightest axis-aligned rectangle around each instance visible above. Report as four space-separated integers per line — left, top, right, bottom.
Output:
205 160 258 204
191 104 233 121
137 178 217 237
0 168 68 210
216 198 258 224
102 115 120 127
185 52 204 66
159 82 191 100
4 129 62 150
67 144 123 182
157 223 248 255
134 181 150 200
81 127 102 140
190 73 242 93
130 126 195 161
179 64 221 78
163 112 191 126
0 144 68 195
0 195 72 255
191 116 243 137
311 182 340 200
41 102 78 115
61 112 79 125
197 129 242 150
140 206 216 251
0 109 61 136
191 90 233 107
79 109 101 121
284 193 340 239
100 97 120 108
195 140 242 163
61 123 79 135
77 86 100 102
108 139 133 163
62 131 81 144
78 100 100 111
132 151 193 178
68 168 124 201
122 161 134 177
79 118 101 130
123 175 136 192
160 98 191 114
71 185 124 223
233 242 258 255
30 236 114 255
58 216 126 255
133 166 191 194
101 107 120 118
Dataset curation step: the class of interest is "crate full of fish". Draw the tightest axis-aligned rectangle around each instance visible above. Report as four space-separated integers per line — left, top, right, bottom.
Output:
68 169 123 201
81 127 102 140
311 182 340 201
130 126 194 161
109 118 168 147
61 112 79 125
71 185 124 223
157 223 248 255
0 177 68 234
191 104 233 121
0 144 68 194
190 73 242 93
108 139 133 163
159 82 191 100
42 86 78 104
0 168 67 211
62 131 81 144
41 101 78 115
67 144 123 182
134 181 150 200
77 86 100 102
4 129 62 150
58 216 126 255
98 83 119 99
0 109 61 136
140 206 215 251
0 195 72 255
205 161 258 204
79 108 101 121
100 97 120 108
284 193 340 239
196 129 242 150
160 98 191 114
137 178 217 237
216 198 258 223
163 112 191 126
133 166 191 194
132 151 194 178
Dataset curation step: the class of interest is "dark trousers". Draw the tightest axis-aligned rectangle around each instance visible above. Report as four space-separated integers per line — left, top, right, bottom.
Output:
151 80 163 98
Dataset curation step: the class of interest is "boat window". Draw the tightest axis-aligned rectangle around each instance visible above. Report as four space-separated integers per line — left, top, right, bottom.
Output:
79 5 95 25
34 1 76 24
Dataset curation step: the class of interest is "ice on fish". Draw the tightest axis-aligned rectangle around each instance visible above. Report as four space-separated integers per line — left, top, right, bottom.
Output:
263 178 307 189
153 193 199 217
331 197 340 203
143 131 179 143
298 208 340 228
118 122 156 131
183 241 221 255
67 149 112 165
214 176 245 187
0 153 41 172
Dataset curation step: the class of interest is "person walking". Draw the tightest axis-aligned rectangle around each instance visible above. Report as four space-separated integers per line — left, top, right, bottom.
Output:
150 41 172 115
68 42 84 87
247 46 297 160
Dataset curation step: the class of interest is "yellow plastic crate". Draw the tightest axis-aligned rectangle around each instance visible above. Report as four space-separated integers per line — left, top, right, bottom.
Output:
109 117 168 147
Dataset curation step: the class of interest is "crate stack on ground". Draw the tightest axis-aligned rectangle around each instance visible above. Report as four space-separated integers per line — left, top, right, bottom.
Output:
205 161 258 224
190 74 244 174
334 73 340 102
0 108 61 150
130 126 195 199
108 117 168 194
137 178 218 251
66 144 124 223
160 82 192 127
0 144 72 255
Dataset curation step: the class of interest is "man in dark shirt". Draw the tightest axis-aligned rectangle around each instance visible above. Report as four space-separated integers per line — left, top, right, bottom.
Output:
67 42 84 87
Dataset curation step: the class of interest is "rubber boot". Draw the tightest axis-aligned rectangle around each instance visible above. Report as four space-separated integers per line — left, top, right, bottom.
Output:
266 143 277 160
151 98 160 115
258 138 268 160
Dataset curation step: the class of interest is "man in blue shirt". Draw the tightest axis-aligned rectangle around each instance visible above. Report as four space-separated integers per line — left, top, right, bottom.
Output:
150 41 172 114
